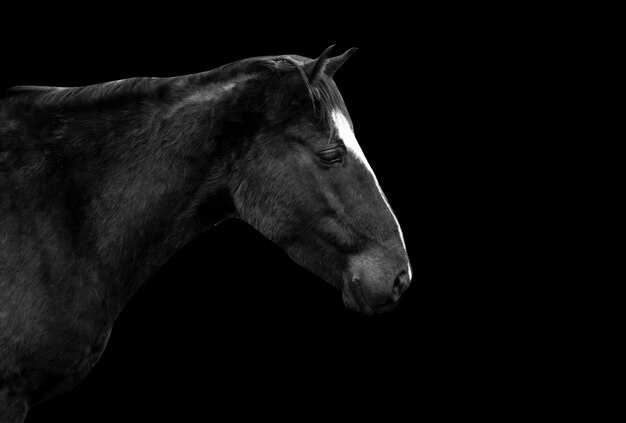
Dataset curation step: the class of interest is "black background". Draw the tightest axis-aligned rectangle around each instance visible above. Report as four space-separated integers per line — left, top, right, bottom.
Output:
1 5 551 422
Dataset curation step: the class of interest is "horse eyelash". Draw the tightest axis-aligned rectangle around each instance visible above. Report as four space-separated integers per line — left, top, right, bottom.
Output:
328 135 344 147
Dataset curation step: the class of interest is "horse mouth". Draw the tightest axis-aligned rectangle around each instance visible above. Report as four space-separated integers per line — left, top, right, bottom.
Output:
342 277 400 315
342 278 374 315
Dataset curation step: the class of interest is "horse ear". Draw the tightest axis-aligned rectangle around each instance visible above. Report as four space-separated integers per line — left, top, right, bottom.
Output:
324 47 358 78
305 44 336 84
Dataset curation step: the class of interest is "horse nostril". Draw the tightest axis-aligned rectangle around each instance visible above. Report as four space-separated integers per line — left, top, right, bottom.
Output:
392 270 410 301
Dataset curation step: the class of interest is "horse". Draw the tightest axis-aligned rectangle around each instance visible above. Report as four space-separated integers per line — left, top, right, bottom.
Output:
0 45 412 422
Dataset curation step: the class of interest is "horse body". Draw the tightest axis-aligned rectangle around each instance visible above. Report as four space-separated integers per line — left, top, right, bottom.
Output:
1 71 247 421
0 46 411 422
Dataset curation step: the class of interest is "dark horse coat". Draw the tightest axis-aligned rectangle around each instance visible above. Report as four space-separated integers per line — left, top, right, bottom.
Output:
0 46 411 422
0 59 267 421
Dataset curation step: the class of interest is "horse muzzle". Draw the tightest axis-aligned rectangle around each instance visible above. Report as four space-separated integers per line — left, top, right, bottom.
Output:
342 251 412 315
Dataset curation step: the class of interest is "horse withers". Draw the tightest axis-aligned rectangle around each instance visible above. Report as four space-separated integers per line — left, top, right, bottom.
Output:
0 45 411 422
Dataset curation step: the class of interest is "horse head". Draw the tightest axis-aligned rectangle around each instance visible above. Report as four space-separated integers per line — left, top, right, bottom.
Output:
229 46 412 315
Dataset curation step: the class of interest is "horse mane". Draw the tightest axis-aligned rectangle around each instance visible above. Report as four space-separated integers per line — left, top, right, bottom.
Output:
2 78 173 109
1 58 266 108
2 53 349 129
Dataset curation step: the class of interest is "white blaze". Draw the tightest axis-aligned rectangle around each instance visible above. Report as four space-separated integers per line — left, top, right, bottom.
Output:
331 109 410 277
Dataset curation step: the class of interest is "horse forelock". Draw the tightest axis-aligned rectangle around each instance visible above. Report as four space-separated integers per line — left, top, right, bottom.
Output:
257 54 351 136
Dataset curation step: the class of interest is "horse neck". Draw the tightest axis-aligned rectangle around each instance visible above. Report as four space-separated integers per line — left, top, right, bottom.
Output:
72 87 243 316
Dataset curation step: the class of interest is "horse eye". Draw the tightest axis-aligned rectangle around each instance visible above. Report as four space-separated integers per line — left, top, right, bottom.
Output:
317 147 344 165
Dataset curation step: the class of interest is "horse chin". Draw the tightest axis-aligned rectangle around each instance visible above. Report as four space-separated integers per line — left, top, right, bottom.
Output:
342 278 375 316
341 277 402 315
